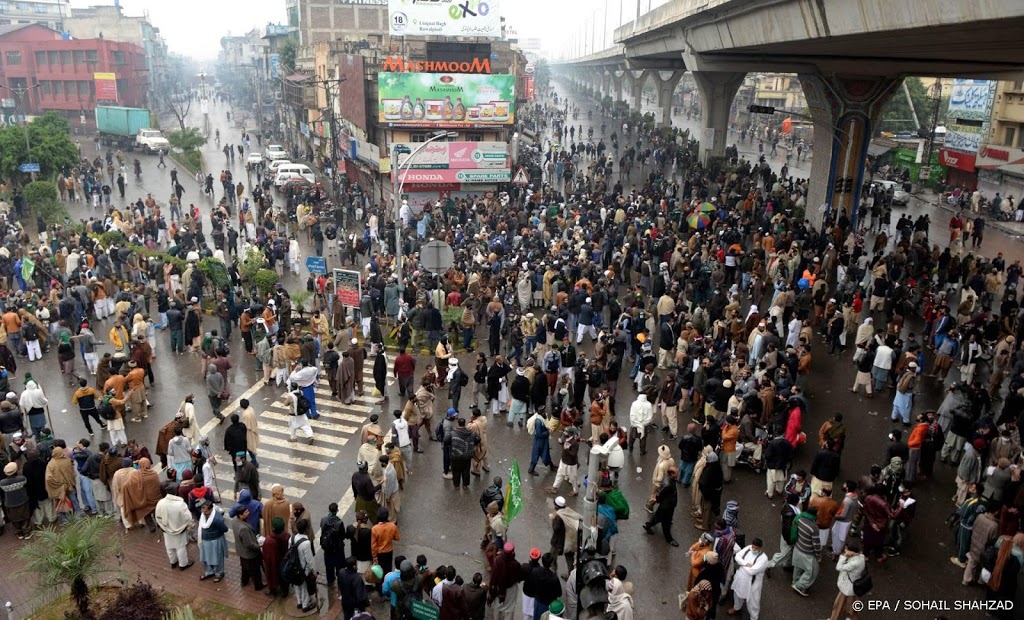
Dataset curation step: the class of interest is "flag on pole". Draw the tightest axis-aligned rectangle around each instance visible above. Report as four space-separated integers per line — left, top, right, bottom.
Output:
505 457 524 522
21 256 34 283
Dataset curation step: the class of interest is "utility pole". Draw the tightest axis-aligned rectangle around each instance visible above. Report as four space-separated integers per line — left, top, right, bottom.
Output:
199 72 209 136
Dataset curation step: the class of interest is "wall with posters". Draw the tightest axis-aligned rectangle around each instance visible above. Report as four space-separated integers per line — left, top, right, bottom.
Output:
388 0 501 38
378 72 515 129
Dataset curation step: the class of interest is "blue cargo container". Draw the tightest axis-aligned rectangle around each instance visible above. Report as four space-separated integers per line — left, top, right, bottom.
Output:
94 106 152 148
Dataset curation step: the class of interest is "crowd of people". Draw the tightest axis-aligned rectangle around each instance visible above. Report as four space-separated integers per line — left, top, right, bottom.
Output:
0 74 1023 620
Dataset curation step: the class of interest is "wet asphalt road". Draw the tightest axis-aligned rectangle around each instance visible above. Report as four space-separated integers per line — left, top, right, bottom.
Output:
27 88 1005 619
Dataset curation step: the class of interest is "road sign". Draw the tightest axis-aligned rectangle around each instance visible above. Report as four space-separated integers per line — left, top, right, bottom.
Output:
305 256 327 275
333 268 362 307
410 599 439 620
420 240 454 276
512 166 529 186
18 163 39 173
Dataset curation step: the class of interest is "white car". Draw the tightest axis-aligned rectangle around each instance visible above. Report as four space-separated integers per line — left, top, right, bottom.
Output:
872 179 910 206
245 153 263 166
264 144 288 162
267 159 292 174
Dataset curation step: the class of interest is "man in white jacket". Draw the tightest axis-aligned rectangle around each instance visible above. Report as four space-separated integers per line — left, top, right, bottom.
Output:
155 490 194 570
628 393 653 455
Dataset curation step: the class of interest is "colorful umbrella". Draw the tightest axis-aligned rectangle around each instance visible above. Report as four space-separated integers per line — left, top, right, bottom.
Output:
687 213 711 229
699 201 716 213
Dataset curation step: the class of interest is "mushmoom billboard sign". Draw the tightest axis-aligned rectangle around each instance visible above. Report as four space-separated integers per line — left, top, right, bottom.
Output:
378 72 515 129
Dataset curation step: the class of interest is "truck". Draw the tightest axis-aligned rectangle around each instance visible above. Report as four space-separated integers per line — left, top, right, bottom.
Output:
94 106 156 150
135 128 170 154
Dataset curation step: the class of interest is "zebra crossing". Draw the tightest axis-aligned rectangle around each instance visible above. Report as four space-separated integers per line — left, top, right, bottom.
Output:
204 366 381 541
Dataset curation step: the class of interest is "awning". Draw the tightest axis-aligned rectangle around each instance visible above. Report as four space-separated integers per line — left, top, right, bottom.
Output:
867 143 894 157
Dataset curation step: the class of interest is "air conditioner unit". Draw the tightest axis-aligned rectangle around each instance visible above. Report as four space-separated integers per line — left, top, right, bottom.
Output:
274 92 283 101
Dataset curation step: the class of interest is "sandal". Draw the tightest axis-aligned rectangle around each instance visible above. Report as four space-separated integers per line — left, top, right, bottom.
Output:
213 575 224 582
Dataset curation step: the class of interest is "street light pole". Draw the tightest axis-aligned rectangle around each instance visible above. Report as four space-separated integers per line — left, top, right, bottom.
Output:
392 130 457 284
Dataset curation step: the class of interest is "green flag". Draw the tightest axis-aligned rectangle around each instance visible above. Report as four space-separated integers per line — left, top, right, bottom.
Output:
505 457 524 522
21 256 34 283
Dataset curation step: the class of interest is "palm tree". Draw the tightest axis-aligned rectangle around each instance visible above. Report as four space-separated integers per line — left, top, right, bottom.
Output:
16 515 121 619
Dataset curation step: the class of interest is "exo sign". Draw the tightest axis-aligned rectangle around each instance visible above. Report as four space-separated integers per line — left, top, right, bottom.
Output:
389 0 502 38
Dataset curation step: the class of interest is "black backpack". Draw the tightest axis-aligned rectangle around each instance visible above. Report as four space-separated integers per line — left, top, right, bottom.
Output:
459 371 469 387
319 517 344 554
295 393 311 416
280 538 307 586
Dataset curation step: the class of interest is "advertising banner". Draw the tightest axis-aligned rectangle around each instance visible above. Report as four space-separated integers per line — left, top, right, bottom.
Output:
393 141 508 171
333 268 362 307
945 79 997 155
394 168 511 184
977 144 1024 174
388 0 501 38
94 72 118 102
938 148 976 172
378 72 515 129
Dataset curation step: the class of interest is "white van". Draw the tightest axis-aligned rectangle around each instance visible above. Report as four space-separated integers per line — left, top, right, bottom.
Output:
273 164 315 187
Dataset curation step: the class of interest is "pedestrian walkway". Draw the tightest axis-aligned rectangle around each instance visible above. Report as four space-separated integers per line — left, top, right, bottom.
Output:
204 367 377 544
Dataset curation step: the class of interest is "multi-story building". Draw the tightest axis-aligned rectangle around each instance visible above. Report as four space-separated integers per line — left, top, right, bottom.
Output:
65 4 167 110
286 0 387 47
976 79 1024 198
0 23 147 126
0 0 69 31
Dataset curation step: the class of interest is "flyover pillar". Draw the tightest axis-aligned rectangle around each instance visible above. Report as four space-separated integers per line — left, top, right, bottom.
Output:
654 71 684 128
799 74 901 231
611 72 624 104
691 71 745 165
629 71 650 113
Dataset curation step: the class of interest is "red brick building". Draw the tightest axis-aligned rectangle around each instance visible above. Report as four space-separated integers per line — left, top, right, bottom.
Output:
0 23 148 123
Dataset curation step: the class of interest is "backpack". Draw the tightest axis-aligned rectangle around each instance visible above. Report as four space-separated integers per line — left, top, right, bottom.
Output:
782 507 799 545
99 396 117 421
280 538 307 586
295 393 311 416
22 322 38 341
459 371 469 387
544 351 560 373
320 517 344 554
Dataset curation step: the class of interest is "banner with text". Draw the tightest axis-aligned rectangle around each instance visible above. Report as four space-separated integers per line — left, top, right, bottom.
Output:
945 79 996 155
393 141 508 171
378 72 515 129
394 168 511 184
94 72 118 102
388 0 501 38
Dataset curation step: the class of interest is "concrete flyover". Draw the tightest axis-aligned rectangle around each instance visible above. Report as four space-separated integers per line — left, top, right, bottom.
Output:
555 0 1024 229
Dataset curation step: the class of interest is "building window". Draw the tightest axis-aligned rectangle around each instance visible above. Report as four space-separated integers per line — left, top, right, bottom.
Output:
464 133 483 142
85 49 97 63
33 2 47 13
1007 127 1017 147
39 80 49 95
80 80 90 97
47 50 56 64
15 2 28 10
112 51 125 65
409 133 428 143
4 50 20 65
34 50 44 65
73 50 84 65
53 80 62 95
59 50 70 65
0 3 8 13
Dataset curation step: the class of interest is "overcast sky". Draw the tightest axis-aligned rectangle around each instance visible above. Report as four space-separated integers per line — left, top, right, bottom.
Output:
68 0 655 60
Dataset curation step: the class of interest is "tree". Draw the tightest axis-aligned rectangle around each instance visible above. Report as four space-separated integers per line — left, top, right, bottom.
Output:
16 515 121 619
0 111 78 183
165 92 193 131
23 180 68 225
534 58 551 90
279 38 297 73
168 127 207 152
877 77 947 134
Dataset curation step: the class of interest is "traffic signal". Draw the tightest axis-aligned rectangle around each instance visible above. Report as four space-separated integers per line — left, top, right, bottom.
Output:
578 555 610 613
844 177 854 194
833 177 844 194
748 105 776 115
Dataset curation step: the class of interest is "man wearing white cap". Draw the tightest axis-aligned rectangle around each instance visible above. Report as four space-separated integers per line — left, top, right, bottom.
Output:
575 297 596 344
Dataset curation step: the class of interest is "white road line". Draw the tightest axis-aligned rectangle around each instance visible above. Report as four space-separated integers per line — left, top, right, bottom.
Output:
253 449 330 470
263 406 359 434
259 434 344 456
254 467 320 486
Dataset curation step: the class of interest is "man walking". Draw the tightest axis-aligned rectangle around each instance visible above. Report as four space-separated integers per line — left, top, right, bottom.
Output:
728 538 770 619
642 467 680 546
791 505 820 596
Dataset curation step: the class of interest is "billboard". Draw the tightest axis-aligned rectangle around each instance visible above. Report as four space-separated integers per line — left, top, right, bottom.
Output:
378 72 515 129
394 169 511 184
945 79 996 155
388 0 501 38
94 72 118 102
393 141 508 170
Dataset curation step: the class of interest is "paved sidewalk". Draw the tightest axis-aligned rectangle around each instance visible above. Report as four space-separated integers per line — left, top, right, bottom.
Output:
0 521 344 619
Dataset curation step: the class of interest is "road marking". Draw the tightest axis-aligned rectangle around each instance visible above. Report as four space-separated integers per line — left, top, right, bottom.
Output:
259 434 344 456
253 448 330 470
263 405 360 434
255 467 320 486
